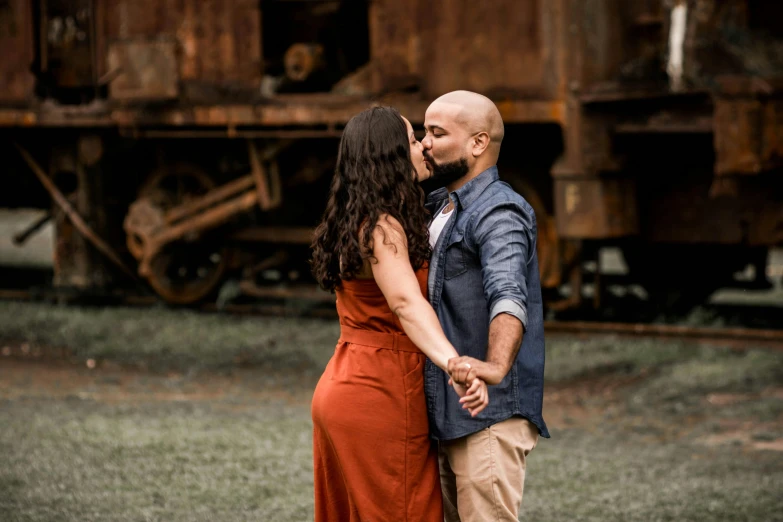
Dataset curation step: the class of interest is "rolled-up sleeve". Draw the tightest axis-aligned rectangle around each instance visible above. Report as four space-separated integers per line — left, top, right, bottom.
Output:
472 201 535 330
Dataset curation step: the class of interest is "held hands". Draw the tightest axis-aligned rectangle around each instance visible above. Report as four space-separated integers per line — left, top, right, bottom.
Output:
447 354 514 417
448 356 506 386
448 363 489 418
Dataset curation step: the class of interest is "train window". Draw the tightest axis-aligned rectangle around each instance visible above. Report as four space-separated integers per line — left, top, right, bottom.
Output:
35 0 97 103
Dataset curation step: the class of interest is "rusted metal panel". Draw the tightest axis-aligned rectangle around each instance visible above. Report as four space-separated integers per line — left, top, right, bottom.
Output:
98 0 261 92
641 178 781 245
367 0 421 92
554 178 638 238
562 0 627 91
415 0 558 98
46 140 114 289
368 0 564 98
749 198 783 246
42 0 97 89
661 0 783 91
0 0 35 102
107 39 178 100
551 0 630 182
552 107 621 178
714 77 783 176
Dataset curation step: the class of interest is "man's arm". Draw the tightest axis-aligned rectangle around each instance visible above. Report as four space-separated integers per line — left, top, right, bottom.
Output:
449 313 522 385
487 312 524 381
449 199 533 386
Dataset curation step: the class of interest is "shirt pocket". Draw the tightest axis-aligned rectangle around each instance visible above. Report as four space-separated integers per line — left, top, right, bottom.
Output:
444 230 468 280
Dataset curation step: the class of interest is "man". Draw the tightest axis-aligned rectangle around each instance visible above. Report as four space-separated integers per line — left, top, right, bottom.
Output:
421 90 549 521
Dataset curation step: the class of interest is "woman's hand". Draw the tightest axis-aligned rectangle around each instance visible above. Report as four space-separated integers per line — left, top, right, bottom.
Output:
449 375 489 418
448 356 506 386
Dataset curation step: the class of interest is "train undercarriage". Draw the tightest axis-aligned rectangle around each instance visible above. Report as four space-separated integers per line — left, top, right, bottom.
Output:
0 0 781 318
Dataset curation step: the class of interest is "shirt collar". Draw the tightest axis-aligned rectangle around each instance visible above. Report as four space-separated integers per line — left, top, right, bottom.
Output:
425 166 499 211
425 187 449 209
451 166 499 210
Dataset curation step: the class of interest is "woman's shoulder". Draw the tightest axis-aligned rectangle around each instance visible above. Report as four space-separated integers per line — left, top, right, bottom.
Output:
371 214 406 241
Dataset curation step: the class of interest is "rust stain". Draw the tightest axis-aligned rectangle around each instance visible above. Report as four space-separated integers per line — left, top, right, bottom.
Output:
0 0 35 102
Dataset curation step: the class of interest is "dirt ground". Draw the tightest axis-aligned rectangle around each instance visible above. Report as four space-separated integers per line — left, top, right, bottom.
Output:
1 302 782 521
4 355 782 453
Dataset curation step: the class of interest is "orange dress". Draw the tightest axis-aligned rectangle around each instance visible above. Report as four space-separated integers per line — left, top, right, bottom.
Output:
311 266 443 522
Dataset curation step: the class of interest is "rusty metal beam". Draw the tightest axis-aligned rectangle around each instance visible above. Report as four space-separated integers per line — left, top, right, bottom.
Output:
137 190 258 278
229 227 315 244
0 99 567 128
12 210 53 246
13 142 137 281
579 87 710 105
248 141 272 210
121 129 346 139
614 119 713 134
164 175 255 225
237 281 335 302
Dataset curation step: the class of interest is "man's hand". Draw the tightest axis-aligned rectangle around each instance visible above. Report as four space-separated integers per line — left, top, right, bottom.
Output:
449 376 489 417
448 356 507 386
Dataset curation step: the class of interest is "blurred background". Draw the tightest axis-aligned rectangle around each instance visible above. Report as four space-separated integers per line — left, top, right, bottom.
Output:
0 0 781 520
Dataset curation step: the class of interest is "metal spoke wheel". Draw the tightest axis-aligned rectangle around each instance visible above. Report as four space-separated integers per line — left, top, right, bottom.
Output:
146 240 228 305
129 163 229 304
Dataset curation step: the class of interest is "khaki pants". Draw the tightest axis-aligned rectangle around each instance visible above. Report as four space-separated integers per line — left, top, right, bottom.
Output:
438 417 539 522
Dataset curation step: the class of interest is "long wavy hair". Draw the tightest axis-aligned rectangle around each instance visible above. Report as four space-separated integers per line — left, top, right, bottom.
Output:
310 106 432 292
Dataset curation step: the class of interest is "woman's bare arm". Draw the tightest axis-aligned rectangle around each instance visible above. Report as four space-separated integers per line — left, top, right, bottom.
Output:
369 216 458 372
366 216 488 417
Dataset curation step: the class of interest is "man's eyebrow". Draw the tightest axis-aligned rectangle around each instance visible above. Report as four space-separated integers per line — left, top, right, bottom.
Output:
425 124 446 132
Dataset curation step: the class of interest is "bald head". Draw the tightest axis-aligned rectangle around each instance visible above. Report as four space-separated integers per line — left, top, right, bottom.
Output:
422 90 506 189
431 90 504 155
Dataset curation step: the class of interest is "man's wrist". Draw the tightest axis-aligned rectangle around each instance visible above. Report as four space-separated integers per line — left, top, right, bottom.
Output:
481 361 507 385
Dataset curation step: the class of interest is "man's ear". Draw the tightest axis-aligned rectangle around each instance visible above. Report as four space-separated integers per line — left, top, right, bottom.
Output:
471 132 490 157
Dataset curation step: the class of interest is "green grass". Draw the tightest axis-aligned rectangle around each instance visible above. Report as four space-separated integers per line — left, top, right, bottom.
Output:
0 301 338 375
541 336 695 383
3 301 779 385
1 301 782 521
1 398 781 522
0 399 314 522
523 429 783 522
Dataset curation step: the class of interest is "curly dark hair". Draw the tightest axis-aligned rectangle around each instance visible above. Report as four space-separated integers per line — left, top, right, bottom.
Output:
310 106 432 292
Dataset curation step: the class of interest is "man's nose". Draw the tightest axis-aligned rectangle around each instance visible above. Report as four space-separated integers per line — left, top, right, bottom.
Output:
421 135 432 149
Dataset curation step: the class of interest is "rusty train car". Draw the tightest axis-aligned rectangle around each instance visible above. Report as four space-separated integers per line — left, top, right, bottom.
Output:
1 0 782 314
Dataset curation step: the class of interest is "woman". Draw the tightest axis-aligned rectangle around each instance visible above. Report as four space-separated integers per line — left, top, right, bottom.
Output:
310 106 489 522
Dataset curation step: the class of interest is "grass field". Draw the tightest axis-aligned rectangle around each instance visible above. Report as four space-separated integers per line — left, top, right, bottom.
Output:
1 301 782 521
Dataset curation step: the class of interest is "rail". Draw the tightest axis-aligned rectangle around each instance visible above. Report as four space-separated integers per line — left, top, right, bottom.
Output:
2 288 780 351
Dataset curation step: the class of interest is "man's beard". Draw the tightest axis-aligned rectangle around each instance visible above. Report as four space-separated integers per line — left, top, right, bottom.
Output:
424 154 470 189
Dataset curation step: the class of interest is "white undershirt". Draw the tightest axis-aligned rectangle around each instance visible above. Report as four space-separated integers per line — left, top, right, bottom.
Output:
428 204 454 249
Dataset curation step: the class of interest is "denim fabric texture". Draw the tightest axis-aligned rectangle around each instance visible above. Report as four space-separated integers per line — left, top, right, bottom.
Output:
425 166 549 440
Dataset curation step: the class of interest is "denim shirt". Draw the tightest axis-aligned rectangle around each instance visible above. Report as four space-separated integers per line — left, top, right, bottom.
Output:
425 166 550 440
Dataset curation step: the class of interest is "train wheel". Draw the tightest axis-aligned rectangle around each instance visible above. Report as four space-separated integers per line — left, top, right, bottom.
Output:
130 163 229 305
146 240 228 305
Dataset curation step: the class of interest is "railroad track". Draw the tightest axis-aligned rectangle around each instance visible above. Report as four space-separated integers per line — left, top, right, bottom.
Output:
543 321 783 351
2 287 781 351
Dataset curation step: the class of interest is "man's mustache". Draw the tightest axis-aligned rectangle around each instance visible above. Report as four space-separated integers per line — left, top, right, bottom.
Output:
423 151 435 164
